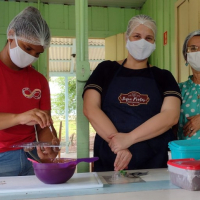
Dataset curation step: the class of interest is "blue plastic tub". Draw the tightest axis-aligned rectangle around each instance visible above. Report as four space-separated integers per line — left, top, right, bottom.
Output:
168 140 200 160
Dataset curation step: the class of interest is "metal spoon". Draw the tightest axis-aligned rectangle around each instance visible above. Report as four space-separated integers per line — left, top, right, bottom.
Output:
27 125 42 163
34 125 39 142
49 125 61 153
49 125 56 138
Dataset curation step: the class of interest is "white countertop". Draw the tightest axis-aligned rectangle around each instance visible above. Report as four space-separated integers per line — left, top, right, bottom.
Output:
1 168 200 200
29 189 200 200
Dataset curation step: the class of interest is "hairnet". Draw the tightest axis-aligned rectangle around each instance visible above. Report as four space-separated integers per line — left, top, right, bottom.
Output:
7 6 51 49
182 30 200 61
126 14 157 39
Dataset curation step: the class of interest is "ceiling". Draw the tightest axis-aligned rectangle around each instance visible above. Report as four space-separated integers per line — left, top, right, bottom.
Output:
49 38 105 74
12 0 146 9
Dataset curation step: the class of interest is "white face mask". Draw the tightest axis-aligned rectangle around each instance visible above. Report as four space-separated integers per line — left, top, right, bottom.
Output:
126 39 156 61
9 36 38 68
187 52 200 72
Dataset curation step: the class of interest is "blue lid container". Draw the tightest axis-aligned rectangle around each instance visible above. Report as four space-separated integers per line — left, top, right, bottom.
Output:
168 140 200 160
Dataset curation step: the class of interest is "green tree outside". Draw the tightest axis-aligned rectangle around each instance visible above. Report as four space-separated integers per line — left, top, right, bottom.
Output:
50 76 76 116
49 76 95 140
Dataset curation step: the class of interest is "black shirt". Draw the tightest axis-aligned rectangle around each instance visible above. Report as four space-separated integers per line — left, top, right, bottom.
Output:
83 60 182 103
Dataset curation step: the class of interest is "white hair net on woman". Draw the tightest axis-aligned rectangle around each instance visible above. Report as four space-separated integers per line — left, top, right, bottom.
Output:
7 6 51 49
126 14 157 39
182 30 200 61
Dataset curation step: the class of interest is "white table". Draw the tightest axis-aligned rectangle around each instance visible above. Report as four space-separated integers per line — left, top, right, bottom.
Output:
29 190 200 200
1 168 200 200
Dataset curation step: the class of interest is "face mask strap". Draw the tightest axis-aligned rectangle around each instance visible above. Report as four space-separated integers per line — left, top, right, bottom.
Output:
9 34 19 50
8 40 11 50
14 34 19 47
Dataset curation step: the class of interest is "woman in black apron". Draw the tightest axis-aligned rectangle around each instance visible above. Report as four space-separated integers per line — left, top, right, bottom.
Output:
83 14 181 172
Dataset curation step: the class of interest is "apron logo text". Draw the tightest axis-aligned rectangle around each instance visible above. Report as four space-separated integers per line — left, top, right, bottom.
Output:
118 91 150 106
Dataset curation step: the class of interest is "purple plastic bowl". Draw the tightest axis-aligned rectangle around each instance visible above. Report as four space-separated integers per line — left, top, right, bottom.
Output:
32 157 99 184
32 158 76 184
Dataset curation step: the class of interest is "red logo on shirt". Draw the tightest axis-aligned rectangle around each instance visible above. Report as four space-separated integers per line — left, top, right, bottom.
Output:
22 88 41 99
118 91 150 106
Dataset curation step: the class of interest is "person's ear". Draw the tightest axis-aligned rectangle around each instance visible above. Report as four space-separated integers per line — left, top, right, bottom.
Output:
7 38 14 45
7 38 13 43
7 38 16 49
7 29 15 41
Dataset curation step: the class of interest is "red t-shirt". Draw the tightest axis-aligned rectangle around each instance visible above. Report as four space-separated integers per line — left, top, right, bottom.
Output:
0 60 51 152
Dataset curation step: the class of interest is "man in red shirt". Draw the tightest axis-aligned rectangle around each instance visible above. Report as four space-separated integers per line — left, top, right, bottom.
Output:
0 6 59 176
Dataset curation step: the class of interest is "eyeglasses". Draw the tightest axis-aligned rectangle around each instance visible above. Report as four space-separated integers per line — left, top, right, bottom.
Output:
187 45 200 53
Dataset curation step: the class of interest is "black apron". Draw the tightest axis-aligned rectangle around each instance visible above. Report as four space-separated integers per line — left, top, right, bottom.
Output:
94 59 174 172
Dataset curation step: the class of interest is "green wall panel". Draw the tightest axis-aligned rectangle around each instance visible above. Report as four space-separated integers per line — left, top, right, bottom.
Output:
170 0 178 77
0 2 36 35
0 1 140 77
141 0 178 77
68 6 76 31
48 4 66 29
156 0 164 70
63 5 69 30
108 7 124 32
141 0 154 66
38 50 48 78
150 0 157 66
0 2 9 29
89 7 108 31
88 7 140 38
124 8 141 31
0 35 6 50
0 0 179 77
163 0 170 71
0 1 140 39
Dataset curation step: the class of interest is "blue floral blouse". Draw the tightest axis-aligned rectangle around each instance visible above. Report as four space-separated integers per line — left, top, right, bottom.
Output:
178 75 200 140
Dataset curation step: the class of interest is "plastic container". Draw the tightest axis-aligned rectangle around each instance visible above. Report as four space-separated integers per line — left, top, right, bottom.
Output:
30 157 99 184
168 140 200 160
167 158 200 191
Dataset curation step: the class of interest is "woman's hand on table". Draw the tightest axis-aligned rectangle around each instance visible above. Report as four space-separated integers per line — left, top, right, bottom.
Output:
114 149 132 171
37 137 60 160
183 115 200 137
108 133 132 153
17 108 52 128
